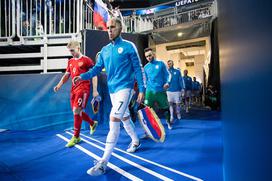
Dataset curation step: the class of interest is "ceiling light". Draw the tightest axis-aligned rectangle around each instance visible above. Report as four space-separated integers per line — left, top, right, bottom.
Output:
177 32 183 37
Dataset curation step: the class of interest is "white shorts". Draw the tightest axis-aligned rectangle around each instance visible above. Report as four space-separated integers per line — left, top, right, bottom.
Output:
110 88 133 120
181 89 185 97
166 91 182 104
185 90 192 98
192 90 200 97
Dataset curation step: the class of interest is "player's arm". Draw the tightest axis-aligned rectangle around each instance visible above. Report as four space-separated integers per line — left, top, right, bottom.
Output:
73 53 104 85
129 43 145 103
190 78 193 90
92 76 99 97
54 72 70 92
162 62 171 90
179 71 185 91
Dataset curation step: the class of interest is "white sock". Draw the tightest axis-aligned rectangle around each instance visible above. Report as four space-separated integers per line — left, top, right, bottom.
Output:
169 104 174 121
186 99 189 109
101 121 120 162
122 119 139 144
176 104 181 119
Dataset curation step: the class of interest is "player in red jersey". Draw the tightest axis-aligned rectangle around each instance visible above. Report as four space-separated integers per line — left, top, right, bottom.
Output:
54 40 99 147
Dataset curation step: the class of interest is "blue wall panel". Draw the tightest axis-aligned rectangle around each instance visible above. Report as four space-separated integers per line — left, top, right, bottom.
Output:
218 0 272 180
0 73 111 130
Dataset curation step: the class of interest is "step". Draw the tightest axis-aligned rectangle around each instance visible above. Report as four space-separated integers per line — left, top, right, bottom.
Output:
41 58 68 69
0 52 43 59
41 46 71 58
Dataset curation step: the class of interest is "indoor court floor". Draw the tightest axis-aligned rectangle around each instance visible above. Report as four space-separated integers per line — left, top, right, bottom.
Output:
0 109 222 181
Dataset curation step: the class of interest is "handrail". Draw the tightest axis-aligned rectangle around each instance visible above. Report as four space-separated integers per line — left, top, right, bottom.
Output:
0 0 217 44
0 0 16 42
122 4 216 33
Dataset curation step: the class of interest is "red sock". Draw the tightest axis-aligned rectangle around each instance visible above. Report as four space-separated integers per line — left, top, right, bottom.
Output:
81 112 94 126
74 114 82 137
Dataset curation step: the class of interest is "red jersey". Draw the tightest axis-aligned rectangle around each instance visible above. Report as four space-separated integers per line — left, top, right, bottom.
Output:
66 56 94 92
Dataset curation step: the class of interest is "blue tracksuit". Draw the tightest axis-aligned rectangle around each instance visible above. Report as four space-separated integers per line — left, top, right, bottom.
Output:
192 81 201 91
80 36 145 94
183 75 192 91
144 59 171 92
168 67 184 92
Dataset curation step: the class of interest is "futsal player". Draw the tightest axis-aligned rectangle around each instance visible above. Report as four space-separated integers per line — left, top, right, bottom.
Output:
54 40 98 147
73 17 145 176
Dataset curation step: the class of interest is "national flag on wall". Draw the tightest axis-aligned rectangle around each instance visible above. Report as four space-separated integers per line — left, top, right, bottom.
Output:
93 0 109 30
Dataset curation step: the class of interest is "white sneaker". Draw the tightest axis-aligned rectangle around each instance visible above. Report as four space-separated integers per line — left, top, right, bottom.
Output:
167 122 172 130
87 160 107 176
127 142 141 153
177 113 181 120
140 133 149 139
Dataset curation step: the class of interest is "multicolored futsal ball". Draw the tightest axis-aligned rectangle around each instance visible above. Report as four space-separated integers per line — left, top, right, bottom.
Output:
137 106 165 142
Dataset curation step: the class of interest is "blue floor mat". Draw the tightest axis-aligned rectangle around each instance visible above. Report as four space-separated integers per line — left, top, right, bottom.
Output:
0 115 223 181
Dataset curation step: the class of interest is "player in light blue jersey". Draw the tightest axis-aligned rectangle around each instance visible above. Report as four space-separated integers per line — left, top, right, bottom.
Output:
73 18 145 176
183 69 193 113
144 48 172 129
192 77 201 105
166 60 184 123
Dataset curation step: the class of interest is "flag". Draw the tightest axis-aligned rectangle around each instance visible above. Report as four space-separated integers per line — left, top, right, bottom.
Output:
138 106 166 142
93 0 109 30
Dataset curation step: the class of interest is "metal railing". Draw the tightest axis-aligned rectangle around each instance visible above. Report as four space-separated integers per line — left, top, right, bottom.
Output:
0 0 16 42
153 6 212 30
0 0 93 45
123 16 153 33
16 0 89 37
123 3 217 33
0 0 217 44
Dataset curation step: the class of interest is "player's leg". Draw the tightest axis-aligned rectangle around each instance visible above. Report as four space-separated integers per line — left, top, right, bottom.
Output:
87 89 132 176
78 90 98 135
87 118 120 176
81 111 98 135
141 90 156 138
122 115 140 153
66 106 83 147
102 89 134 159
191 90 195 104
174 91 182 120
196 90 200 105
185 90 191 113
169 102 175 123
144 90 155 108
75 90 97 134
156 91 172 129
65 92 82 147
181 89 185 110
167 91 175 123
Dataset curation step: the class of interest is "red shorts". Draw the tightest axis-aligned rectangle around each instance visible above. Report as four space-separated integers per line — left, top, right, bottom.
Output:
70 89 90 109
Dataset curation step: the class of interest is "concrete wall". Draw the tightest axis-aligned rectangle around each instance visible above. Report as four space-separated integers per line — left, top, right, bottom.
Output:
155 37 209 81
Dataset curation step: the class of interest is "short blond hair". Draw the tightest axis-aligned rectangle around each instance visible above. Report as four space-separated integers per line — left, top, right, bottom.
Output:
67 40 80 49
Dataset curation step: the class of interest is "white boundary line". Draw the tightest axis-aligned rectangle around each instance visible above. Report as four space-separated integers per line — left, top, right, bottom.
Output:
65 132 174 181
69 131 203 181
56 134 143 181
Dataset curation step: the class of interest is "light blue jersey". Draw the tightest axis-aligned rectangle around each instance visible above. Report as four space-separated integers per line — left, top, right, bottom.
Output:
183 75 193 91
168 67 184 92
144 59 171 92
192 81 201 91
80 36 145 94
